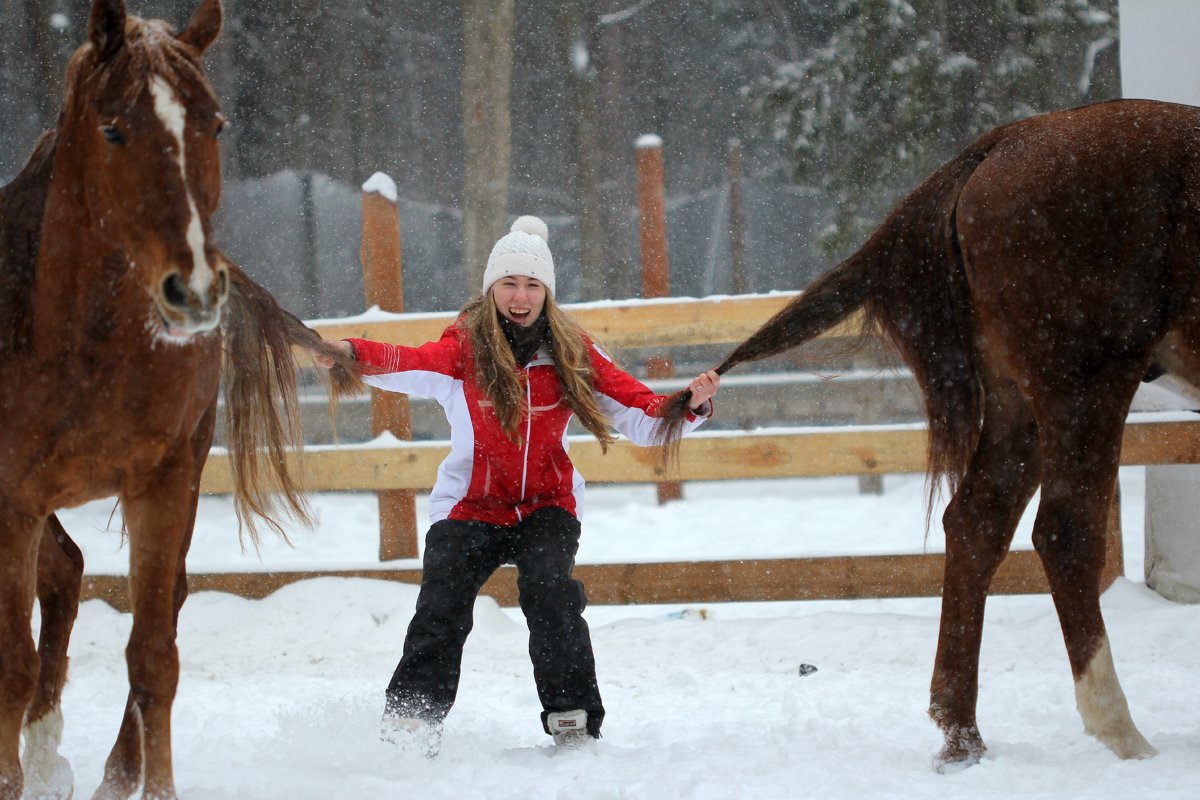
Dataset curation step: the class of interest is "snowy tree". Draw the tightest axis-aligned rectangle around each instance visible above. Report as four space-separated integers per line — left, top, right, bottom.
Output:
753 0 1119 257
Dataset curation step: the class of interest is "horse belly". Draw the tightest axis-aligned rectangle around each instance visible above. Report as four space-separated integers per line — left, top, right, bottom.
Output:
12 432 185 516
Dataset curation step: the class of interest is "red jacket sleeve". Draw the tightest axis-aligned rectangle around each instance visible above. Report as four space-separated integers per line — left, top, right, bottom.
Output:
345 324 467 400
587 341 710 445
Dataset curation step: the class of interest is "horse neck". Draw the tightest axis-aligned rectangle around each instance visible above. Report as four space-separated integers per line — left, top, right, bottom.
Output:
32 146 137 349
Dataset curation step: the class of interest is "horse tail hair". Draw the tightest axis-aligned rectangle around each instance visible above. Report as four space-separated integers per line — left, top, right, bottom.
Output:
655 129 1006 506
220 261 363 546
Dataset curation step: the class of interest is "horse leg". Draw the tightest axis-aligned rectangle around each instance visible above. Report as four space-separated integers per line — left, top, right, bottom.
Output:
1031 396 1155 760
93 459 201 800
929 381 1041 771
0 508 43 800
22 516 84 800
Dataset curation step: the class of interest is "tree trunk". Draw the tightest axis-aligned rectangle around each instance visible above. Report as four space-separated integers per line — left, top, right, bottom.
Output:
462 0 514 294
944 1 1002 146
561 0 606 301
23 0 59 127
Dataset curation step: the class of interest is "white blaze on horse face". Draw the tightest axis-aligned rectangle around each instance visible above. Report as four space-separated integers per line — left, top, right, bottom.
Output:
1074 636 1157 759
149 75 214 298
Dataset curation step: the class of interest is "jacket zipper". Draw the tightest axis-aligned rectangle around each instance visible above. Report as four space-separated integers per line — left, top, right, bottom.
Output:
517 369 532 521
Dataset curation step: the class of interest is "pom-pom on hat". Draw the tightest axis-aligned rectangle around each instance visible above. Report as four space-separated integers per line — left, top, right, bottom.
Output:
482 215 555 297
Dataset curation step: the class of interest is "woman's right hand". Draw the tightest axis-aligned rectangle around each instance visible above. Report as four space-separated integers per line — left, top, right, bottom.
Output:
314 339 353 369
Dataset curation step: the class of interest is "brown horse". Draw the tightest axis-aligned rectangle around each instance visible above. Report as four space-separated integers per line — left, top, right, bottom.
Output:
657 98 1200 768
0 2 357 799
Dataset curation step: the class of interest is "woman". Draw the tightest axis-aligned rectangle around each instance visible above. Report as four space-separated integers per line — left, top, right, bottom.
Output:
316 216 719 753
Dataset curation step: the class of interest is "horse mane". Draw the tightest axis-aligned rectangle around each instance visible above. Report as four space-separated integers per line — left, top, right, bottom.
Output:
0 130 58 354
221 262 363 547
61 16 216 123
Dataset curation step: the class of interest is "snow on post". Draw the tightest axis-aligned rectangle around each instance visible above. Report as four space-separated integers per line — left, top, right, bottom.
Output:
362 171 398 204
635 133 663 150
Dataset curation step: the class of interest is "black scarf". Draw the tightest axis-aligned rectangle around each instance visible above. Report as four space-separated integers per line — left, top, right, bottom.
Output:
498 313 550 366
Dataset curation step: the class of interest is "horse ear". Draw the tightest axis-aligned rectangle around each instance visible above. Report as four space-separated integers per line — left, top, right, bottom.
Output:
177 0 223 54
88 0 127 62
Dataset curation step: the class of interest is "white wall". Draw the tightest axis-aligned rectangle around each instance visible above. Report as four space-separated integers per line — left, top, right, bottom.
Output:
1120 0 1200 104
1122 2 1200 601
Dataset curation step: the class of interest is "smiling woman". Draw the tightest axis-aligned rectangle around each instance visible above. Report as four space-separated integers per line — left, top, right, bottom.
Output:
0 2 359 799
315 214 720 752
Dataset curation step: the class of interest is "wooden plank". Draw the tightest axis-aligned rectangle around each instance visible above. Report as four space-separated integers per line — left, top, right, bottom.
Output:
199 418 1200 495
80 548 1053 612
305 293 868 354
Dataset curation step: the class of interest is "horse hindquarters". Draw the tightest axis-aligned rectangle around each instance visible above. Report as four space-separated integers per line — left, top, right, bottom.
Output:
21 517 85 800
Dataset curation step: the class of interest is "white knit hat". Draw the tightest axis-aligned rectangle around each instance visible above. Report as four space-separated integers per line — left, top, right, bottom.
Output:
482 216 555 297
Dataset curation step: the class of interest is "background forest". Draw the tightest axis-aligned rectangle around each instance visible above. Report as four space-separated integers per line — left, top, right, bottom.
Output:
0 0 1120 315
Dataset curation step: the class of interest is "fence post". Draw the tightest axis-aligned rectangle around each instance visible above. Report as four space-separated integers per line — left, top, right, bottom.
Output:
635 134 683 504
360 172 419 561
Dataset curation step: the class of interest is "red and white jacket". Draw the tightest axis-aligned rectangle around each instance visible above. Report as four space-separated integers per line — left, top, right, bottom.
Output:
348 324 710 526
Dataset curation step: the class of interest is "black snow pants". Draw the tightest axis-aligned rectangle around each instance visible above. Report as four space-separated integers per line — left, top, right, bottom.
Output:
384 506 604 737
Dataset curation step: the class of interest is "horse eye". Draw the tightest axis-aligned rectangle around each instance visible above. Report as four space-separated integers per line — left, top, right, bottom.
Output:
100 124 125 145
215 114 230 139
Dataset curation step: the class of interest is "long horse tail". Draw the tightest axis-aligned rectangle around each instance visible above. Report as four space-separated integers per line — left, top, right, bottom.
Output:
656 128 1009 500
220 261 363 545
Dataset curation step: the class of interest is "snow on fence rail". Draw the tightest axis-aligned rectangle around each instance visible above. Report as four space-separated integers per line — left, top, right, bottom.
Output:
80 294 1200 611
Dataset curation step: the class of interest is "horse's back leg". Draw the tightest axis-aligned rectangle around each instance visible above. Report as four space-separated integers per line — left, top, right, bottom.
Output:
930 378 1041 771
0 507 43 800
1031 381 1155 760
22 515 84 800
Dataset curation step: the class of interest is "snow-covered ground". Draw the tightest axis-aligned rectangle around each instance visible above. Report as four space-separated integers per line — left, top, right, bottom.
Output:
46 466 1199 799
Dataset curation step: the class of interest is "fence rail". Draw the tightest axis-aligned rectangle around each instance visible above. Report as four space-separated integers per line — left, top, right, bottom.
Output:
80 293 1194 611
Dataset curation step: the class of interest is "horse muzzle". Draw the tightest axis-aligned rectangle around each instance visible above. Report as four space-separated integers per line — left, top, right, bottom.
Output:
154 266 230 338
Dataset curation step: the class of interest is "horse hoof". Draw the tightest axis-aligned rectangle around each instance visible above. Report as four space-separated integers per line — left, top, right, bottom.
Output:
931 727 986 773
21 748 75 799
932 748 981 774
1097 728 1158 760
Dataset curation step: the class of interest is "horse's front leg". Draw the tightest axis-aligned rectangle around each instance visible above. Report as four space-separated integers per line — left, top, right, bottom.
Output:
22 516 85 800
929 385 1040 772
0 507 43 800
93 455 202 800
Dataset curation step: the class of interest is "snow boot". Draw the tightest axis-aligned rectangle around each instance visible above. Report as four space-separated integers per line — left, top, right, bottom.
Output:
380 714 442 759
546 709 594 752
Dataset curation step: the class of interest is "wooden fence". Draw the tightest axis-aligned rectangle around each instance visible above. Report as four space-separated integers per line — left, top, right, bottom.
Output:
79 292 1200 612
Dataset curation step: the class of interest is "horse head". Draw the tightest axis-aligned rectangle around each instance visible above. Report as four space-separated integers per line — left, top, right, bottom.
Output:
57 0 229 339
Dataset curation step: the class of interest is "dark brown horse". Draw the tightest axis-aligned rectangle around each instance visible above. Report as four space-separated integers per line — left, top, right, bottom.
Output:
0 2 357 798
658 98 1200 768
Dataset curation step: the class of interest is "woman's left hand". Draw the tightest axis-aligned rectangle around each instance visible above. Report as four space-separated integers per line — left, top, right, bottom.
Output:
687 369 720 411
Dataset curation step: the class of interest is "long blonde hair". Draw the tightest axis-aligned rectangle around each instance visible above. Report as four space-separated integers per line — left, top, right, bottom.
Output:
460 292 616 451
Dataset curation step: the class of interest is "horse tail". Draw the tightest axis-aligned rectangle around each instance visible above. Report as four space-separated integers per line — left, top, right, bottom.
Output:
656 129 1007 502
220 261 363 546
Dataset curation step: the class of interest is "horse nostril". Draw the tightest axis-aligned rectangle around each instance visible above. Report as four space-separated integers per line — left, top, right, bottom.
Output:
162 272 189 309
216 268 229 299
